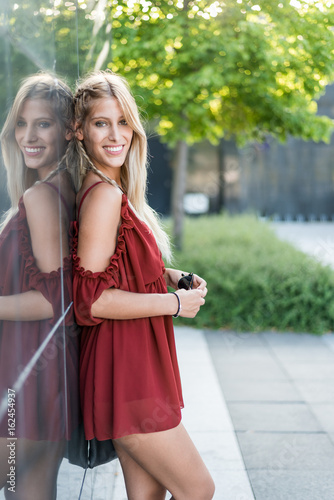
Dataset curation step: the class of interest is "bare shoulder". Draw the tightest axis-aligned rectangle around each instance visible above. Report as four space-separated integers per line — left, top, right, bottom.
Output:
23 182 57 206
23 183 60 224
79 181 123 223
23 183 66 272
77 182 123 270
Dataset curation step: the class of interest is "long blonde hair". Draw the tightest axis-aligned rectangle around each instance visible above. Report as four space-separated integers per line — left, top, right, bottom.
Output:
0 73 74 230
69 70 172 262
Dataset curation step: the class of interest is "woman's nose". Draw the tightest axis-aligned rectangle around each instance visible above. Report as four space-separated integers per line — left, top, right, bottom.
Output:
24 125 38 142
108 124 121 142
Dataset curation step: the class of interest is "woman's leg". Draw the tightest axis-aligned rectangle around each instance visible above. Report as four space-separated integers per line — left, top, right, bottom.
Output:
113 422 215 500
0 438 9 489
114 442 167 500
0 438 64 500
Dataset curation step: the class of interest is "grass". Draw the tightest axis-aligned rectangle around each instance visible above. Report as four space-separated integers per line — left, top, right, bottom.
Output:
167 214 334 334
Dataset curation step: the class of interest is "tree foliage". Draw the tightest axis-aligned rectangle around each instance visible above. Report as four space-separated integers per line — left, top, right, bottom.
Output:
106 0 334 145
2 0 334 142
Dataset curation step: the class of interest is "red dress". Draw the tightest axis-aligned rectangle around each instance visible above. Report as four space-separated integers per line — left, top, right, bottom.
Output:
0 186 79 441
73 183 184 440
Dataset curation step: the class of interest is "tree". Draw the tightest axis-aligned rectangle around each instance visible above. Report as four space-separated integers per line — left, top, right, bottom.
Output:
103 0 334 248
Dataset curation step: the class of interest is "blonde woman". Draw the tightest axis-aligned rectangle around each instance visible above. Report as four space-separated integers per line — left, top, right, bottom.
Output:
0 74 78 499
72 71 215 500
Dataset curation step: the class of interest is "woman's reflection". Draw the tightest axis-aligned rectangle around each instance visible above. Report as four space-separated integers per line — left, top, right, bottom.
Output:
0 74 79 499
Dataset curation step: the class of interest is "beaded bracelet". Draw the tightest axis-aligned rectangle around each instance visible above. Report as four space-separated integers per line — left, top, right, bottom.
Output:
171 292 182 318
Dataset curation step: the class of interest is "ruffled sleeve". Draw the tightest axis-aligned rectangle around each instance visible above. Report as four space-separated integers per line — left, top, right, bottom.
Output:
27 258 74 326
18 200 74 326
72 195 134 326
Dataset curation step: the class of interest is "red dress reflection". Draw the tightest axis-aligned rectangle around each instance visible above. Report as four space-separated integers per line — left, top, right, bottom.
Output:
0 182 79 441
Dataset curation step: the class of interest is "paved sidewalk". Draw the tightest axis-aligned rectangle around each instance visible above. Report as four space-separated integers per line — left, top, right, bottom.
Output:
271 221 334 268
205 329 334 500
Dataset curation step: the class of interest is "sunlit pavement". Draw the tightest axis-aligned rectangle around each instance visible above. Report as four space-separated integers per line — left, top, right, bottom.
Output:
272 221 334 269
205 329 334 500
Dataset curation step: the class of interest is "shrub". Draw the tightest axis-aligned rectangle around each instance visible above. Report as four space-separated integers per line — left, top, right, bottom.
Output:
170 214 334 333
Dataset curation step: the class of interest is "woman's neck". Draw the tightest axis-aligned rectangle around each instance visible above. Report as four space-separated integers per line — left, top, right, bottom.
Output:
88 168 124 193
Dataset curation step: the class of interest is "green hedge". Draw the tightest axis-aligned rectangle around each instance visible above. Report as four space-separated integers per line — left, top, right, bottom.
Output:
170 214 334 334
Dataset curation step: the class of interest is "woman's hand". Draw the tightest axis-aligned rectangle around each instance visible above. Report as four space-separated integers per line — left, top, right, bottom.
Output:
164 268 183 289
191 274 208 298
172 288 206 319
164 268 208 298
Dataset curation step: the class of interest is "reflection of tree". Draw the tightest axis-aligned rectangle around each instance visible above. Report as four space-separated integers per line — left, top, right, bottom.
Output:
0 0 96 115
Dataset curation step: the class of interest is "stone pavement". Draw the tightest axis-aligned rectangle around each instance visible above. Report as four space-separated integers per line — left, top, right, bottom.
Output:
272 221 334 269
205 329 334 500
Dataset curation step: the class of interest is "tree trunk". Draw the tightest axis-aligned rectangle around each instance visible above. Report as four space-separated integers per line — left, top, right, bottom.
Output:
172 140 188 251
218 137 238 213
217 138 225 213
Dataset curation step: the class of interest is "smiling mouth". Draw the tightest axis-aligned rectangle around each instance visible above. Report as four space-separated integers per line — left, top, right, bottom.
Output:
103 145 124 153
24 147 45 154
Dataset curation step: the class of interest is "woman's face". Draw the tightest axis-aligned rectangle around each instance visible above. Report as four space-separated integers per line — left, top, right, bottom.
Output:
15 98 69 180
77 96 134 181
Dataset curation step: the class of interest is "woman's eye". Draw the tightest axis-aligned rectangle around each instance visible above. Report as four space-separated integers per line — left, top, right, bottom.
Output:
95 121 106 127
16 120 26 127
120 119 128 126
39 121 51 128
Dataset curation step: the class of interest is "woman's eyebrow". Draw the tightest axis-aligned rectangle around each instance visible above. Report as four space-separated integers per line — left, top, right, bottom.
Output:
90 115 125 120
16 115 55 121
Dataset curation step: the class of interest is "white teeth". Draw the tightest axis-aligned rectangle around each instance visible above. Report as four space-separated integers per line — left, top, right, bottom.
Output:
104 146 123 152
25 147 43 153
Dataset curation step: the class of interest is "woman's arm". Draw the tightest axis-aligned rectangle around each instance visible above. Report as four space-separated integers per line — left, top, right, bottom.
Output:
0 184 69 322
91 287 204 320
77 184 205 320
0 291 53 321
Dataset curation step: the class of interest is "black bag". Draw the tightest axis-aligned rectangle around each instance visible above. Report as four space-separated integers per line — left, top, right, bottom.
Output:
65 422 117 469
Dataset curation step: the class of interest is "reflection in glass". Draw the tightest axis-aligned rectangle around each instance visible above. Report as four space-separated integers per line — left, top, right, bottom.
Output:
0 74 81 499
0 1 115 497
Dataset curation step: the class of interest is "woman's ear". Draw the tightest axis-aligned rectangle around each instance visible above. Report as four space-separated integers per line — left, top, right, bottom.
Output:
65 129 73 141
75 123 84 141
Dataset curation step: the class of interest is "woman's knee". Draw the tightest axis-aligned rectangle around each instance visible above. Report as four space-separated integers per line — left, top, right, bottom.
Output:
175 473 215 500
201 474 215 500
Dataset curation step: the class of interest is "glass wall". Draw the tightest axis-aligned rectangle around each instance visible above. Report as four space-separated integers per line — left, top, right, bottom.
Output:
0 2 117 498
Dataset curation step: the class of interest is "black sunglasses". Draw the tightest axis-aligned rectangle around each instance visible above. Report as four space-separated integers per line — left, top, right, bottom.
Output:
178 272 194 290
